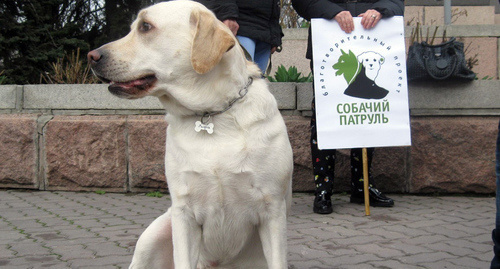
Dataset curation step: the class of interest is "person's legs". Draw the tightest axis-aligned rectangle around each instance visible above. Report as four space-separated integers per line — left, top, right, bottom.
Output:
237 36 271 74
253 41 272 74
237 35 256 60
350 147 373 185
349 148 394 207
309 60 336 214
495 120 500 229
311 97 336 214
491 120 500 269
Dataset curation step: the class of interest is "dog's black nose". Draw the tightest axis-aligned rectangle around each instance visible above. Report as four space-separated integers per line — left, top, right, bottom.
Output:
87 50 102 66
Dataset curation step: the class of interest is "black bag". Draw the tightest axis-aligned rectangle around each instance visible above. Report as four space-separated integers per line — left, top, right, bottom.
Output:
407 37 476 81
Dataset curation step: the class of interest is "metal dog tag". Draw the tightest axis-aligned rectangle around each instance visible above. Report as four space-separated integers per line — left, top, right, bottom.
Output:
195 121 214 134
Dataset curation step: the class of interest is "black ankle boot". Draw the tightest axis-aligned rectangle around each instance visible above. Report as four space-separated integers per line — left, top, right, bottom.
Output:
350 182 394 207
313 191 333 214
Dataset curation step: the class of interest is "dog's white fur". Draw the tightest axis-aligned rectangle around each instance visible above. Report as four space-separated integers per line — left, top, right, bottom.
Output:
357 51 385 81
89 1 293 268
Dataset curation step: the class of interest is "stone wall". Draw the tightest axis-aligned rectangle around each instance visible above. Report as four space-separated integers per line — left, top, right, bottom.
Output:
0 82 498 194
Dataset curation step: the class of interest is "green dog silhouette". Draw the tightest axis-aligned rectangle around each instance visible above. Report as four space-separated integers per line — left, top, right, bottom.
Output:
332 49 361 85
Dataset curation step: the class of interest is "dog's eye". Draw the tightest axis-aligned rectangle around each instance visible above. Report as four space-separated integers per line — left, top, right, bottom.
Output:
139 22 153 32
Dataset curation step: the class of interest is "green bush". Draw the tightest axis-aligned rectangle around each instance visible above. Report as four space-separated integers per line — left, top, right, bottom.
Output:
267 65 313 83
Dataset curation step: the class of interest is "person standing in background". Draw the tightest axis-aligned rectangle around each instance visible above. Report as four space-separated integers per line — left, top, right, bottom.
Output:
195 0 283 75
491 120 500 269
291 0 404 214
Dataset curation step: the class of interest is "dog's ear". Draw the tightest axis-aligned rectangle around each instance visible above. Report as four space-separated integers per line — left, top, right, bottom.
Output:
190 8 236 74
356 53 364 63
379 56 385 65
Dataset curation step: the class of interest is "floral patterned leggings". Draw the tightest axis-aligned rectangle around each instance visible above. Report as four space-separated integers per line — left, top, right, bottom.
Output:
310 98 374 195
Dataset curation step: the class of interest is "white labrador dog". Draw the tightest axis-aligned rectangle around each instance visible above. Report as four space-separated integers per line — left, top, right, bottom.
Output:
88 1 293 268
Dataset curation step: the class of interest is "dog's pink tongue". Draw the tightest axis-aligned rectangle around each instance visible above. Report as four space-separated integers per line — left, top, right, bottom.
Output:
113 79 145 89
108 75 157 98
111 76 156 91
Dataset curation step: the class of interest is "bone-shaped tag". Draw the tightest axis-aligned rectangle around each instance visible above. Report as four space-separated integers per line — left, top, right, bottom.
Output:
195 121 214 134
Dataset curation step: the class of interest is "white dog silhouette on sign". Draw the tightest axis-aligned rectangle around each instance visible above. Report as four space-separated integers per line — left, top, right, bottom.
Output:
333 49 389 100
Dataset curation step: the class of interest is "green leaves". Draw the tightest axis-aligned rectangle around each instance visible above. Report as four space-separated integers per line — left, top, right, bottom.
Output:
146 191 164 198
267 65 313 82
0 70 6 85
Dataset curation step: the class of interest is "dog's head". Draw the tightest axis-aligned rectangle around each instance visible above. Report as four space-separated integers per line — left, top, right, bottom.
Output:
332 49 359 84
88 1 237 101
357 51 385 71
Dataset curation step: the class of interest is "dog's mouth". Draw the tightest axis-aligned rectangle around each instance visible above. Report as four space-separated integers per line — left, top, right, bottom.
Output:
103 75 158 99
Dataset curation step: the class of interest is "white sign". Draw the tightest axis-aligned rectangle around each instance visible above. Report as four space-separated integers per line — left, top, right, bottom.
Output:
311 16 411 150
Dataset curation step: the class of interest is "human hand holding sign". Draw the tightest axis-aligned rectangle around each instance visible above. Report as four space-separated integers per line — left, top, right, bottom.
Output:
334 11 354 33
359 9 382 30
335 9 382 33
223 19 239 36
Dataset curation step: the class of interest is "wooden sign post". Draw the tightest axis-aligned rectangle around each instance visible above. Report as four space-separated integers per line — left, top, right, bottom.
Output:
362 148 370 216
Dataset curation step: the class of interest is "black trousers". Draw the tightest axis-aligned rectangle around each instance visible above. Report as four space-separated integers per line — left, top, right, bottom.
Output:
310 97 375 195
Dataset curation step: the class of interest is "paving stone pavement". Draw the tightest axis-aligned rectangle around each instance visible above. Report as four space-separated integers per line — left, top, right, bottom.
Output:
0 190 495 269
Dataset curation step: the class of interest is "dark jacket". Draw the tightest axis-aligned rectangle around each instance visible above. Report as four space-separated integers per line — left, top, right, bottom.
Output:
195 0 283 47
291 0 404 59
